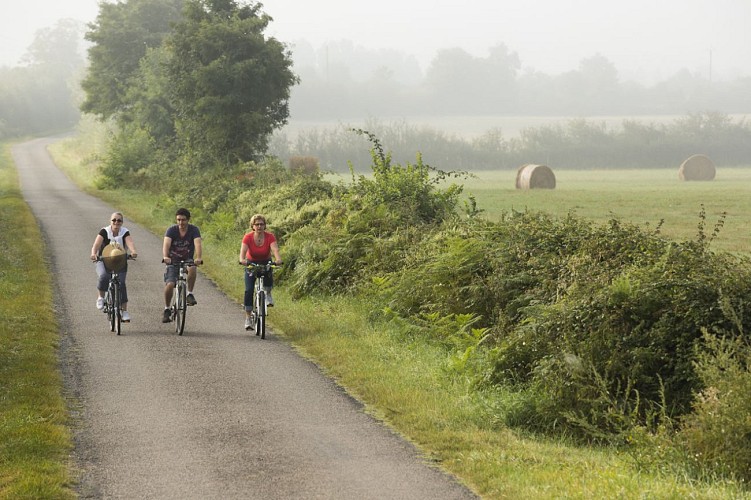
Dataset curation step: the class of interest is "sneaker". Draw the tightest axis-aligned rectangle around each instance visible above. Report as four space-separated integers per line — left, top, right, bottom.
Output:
121 311 131 322
265 289 274 307
186 294 197 306
244 316 252 330
96 297 104 310
162 308 171 323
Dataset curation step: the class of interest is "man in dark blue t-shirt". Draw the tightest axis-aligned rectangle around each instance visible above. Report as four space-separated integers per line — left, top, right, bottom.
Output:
161 208 203 323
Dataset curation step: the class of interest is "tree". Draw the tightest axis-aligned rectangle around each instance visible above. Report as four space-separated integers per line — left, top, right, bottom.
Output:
80 0 184 118
424 44 520 114
164 0 298 163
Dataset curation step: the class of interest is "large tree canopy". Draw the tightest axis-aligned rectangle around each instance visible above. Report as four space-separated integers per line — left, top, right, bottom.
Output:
80 0 184 118
165 0 298 162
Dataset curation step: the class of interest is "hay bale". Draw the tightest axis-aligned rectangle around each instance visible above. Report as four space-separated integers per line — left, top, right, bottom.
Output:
678 154 715 181
289 156 319 175
515 164 556 189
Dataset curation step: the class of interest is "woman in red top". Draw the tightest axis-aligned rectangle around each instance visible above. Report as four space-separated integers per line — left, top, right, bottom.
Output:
239 214 282 328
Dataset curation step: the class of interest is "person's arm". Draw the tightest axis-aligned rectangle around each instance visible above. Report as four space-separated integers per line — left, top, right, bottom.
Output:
91 234 104 260
193 237 203 264
239 241 249 265
270 241 282 265
162 236 172 264
124 234 138 259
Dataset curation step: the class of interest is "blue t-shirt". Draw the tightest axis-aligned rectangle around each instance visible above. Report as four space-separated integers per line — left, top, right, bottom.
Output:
165 224 201 261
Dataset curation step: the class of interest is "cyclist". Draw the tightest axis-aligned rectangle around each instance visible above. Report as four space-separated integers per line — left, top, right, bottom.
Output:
239 213 282 329
90 212 138 322
162 208 203 323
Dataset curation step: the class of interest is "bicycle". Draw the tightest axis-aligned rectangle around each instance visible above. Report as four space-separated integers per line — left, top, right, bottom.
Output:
243 262 278 339
96 254 134 335
165 259 195 336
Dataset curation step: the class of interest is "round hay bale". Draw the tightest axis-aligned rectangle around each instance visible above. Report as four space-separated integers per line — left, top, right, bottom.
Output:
678 154 715 181
515 164 556 189
101 243 127 272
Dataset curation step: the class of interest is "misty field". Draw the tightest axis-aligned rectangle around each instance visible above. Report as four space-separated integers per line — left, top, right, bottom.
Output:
456 167 751 254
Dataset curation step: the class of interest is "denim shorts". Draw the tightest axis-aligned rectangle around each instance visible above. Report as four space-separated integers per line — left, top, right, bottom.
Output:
164 265 179 283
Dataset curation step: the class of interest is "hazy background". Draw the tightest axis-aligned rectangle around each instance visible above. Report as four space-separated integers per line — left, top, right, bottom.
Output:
2 0 750 84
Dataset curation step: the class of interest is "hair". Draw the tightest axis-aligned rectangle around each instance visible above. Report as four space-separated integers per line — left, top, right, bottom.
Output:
249 214 266 228
176 208 191 219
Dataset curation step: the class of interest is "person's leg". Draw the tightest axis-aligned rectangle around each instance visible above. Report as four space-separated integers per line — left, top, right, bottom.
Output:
264 265 274 306
163 266 176 322
244 271 255 314
164 282 175 307
187 265 197 293
119 270 128 310
96 261 108 296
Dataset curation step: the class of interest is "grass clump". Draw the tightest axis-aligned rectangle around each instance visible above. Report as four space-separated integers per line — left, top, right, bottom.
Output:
0 143 74 498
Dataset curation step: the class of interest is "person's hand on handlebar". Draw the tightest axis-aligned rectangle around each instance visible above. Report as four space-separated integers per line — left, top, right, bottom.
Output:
274 261 283 266
162 257 172 264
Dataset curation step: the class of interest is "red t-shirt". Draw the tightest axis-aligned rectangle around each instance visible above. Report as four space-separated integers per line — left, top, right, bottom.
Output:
242 231 276 262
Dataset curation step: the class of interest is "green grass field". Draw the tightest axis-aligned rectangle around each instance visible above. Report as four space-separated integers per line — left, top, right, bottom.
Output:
456 167 751 254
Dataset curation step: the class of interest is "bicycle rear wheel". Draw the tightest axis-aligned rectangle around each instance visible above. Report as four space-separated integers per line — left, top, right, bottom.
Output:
175 281 187 335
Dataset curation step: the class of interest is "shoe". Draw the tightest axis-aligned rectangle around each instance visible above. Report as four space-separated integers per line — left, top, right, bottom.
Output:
265 289 274 307
162 308 171 323
244 316 252 330
121 311 131 322
186 294 197 306
96 297 104 310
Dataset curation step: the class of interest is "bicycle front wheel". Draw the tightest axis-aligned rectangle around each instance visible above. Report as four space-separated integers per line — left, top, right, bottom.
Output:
106 288 116 332
113 282 121 335
175 282 187 335
256 289 266 339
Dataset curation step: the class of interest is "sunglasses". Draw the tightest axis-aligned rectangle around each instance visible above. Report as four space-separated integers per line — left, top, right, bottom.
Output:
111 219 123 223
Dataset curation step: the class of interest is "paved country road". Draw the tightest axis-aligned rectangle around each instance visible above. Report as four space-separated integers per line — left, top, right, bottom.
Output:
13 137 477 499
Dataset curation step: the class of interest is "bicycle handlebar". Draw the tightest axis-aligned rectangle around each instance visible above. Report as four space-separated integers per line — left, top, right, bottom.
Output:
93 254 135 263
163 258 198 267
240 261 281 273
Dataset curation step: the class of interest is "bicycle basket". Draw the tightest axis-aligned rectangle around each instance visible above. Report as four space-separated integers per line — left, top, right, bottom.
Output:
101 243 127 272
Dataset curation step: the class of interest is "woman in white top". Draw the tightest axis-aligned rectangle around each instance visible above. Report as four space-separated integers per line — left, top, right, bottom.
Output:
90 212 138 322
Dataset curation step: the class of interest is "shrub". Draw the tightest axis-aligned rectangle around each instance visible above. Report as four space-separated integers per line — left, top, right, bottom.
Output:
677 329 751 482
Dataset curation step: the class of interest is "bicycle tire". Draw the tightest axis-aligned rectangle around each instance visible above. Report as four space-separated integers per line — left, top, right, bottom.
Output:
113 281 121 336
175 280 187 336
107 286 116 332
257 289 266 339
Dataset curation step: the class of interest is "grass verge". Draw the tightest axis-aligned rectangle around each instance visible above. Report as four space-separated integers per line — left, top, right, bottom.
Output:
45 137 751 498
0 142 74 498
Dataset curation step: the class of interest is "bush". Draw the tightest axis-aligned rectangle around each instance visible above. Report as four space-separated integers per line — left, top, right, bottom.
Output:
677 329 751 482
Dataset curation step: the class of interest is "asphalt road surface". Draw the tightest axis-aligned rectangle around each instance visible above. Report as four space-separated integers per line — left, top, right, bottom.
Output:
13 138 477 499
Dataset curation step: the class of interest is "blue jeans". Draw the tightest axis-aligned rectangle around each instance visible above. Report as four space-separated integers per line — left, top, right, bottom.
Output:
244 263 273 311
96 261 128 304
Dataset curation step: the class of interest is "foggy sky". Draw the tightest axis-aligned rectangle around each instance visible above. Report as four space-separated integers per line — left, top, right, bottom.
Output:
2 0 750 84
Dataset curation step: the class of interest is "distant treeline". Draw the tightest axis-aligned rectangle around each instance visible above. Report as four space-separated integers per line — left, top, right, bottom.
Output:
0 20 84 140
288 44 751 119
270 112 751 172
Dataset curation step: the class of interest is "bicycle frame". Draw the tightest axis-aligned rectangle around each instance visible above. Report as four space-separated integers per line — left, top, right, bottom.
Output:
168 260 194 336
96 255 133 335
245 262 274 339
